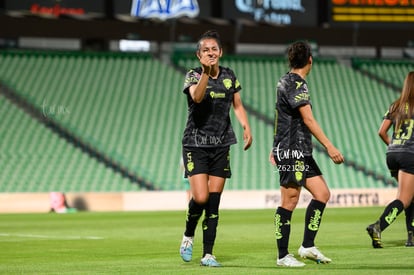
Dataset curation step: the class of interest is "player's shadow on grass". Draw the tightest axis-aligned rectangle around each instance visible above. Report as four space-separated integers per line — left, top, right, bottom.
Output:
386 239 410 247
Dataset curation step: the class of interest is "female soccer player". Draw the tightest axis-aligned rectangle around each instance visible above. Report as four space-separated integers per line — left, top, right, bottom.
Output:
367 71 414 248
270 41 344 267
179 30 253 267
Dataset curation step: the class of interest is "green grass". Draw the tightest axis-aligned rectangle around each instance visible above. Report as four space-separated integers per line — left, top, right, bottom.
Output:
0 207 412 274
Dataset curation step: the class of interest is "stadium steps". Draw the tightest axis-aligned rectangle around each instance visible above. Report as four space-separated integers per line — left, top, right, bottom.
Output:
0 81 156 191
310 62 396 179
352 58 414 90
0 88 141 192
0 50 184 191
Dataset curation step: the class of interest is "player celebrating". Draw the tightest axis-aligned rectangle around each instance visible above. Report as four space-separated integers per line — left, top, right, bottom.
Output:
179 30 253 267
367 71 414 248
270 41 344 267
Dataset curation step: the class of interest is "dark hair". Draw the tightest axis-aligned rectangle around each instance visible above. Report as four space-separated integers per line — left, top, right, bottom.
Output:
389 71 414 131
287 41 312 69
196 30 222 51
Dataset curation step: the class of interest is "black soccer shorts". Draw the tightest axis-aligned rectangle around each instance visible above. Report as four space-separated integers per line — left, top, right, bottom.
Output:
274 154 322 186
386 152 414 178
182 146 231 178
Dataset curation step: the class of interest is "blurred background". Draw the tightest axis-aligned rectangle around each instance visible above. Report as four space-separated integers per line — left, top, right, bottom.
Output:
0 0 413 212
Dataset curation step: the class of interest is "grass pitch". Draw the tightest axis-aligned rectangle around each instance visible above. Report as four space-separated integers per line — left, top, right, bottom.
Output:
0 207 412 274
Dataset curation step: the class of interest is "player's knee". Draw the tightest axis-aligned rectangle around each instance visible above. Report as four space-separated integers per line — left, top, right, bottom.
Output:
315 190 330 204
281 198 299 211
193 194 209 205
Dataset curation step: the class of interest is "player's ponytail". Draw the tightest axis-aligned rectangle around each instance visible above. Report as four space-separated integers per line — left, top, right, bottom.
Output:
390 71 414 131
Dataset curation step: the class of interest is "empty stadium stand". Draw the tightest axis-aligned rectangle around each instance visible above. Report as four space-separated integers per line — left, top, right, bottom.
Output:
1 49 410 192
0 92 140 192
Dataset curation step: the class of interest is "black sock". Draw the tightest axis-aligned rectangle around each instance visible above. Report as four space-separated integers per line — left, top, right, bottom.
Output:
202 192 221 256
302 199 326 248
275 207 292 259
405 201 414 233
184 198 204 237
378 199 404 231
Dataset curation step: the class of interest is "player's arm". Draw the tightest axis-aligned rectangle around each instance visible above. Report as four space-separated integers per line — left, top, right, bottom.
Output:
188 72 209 103
378 119 392 145
298 104 344 164
233 92 253 150
189 52 215 103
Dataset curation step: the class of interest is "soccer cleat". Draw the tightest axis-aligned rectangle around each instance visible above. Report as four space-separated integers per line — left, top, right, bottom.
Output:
179 235 193 262
276 254 305 267
200 254 222 267
406 231 414 247
366 223 383 248
298 246 332 264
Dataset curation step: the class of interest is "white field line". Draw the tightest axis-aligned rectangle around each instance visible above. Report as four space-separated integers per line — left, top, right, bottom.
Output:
0 233 103 240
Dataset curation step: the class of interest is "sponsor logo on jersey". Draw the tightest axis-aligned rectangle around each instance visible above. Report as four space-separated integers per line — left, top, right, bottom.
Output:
210 91 226 99
294 93 310 103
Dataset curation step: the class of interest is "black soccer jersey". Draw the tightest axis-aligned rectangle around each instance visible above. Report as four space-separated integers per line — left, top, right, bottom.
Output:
384 105 414 153
182 66 240 148
273 72 313 156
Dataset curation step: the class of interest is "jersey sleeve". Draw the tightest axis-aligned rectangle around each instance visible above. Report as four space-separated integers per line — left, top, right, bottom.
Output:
183 69 201 94
230 68 242 93
286 80 310 110
383 110 391 120
383 104 393 120
234 77 242 93
221 67 241 94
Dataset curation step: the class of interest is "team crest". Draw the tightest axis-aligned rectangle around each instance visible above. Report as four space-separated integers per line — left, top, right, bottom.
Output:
295 171 303 182
223 79 232 90
187 161 194 172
